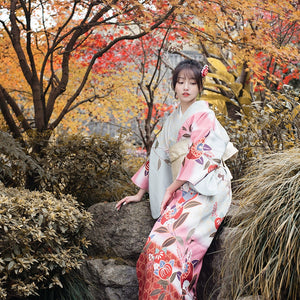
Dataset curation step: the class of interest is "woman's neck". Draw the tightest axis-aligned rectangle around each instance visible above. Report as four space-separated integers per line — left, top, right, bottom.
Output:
180 101 196 114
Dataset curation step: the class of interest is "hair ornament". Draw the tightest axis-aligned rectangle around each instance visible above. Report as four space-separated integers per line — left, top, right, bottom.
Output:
201 65 209 77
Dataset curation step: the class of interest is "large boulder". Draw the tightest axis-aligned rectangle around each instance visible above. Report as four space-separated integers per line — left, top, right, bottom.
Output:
85 200 155 262
81 200 154 300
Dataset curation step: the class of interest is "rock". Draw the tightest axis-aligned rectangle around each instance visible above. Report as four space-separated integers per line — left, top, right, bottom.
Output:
197 226 233 300
81 258 138 300
225 201 250 227
81 200 155 300
86 200 155 263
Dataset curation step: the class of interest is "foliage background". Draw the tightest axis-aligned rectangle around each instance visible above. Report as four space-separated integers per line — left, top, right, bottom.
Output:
0 0 299 299
40 133 144 207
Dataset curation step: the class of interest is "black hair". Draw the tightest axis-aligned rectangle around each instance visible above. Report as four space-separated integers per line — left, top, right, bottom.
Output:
171 59 205 91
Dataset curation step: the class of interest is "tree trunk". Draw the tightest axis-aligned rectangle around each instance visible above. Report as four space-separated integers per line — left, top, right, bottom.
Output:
24 131 52 190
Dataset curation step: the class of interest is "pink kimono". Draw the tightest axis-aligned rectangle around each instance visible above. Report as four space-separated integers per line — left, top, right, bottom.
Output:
132 101 237 299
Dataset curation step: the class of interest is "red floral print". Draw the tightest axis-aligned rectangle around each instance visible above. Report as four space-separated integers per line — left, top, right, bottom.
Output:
180 262 194 287
214 217 223 230
158 263 173 279
154 250 165 263
186 137 212 161
208 164 218 172
144 160 150 176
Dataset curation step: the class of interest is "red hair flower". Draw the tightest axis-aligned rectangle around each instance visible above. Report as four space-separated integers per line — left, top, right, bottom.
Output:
201 65 209 77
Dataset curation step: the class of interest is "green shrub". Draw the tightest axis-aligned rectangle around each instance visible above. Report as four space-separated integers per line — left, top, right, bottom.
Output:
220 97 299 181
0 131 46 188
26 269 92 300
0 186 93 299
222 148 300 299
41 134 143 207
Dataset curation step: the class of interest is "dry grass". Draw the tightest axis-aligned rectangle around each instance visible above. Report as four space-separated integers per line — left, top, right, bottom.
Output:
222 148 300 300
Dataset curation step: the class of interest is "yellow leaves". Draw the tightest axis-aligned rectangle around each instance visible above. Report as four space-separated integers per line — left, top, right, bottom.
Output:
200 92 228 115
206 72 234 84
53 63 142 134
203 56 256 118
49 276 63 289
207 58 228 74
229 82 243 98
0 186 93 297
291 105 300 121
207 59 235 83
205 82 232 93
239 89 252 116
290 10 300 22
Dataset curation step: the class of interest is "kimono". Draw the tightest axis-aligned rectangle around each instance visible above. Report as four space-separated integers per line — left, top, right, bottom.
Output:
132 101 237 300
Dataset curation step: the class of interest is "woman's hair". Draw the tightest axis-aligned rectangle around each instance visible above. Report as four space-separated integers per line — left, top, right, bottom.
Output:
171 59 205 91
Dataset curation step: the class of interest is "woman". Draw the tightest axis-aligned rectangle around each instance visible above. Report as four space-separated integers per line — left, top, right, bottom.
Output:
116 59 237 299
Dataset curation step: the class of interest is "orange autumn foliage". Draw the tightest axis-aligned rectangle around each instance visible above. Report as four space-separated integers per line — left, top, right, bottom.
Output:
0 0 298 163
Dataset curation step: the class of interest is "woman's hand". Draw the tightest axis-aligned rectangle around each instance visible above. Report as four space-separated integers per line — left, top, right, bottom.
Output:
160 179 186 215
115 188 146 211
160 189 174 215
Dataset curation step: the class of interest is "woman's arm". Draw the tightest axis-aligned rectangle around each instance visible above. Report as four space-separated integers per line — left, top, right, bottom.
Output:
115 188 146 211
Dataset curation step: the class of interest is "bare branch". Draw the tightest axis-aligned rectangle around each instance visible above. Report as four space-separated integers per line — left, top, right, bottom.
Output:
136 117 147 149
0 84 32 132
67 90 113 112
148 26 171 89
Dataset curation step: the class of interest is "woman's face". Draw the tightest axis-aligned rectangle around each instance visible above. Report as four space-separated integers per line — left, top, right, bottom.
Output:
175 69 200 110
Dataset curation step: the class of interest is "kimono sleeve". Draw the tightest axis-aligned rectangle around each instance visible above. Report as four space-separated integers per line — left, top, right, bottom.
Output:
176 110 230 195
131 160 149 191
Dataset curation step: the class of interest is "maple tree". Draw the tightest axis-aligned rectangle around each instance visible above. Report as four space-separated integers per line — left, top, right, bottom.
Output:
0 0 299 189
133 31 175 155
179 0 299 114
0 0 184 189
72 22 186 155
175 0 300 178
77 0 299 148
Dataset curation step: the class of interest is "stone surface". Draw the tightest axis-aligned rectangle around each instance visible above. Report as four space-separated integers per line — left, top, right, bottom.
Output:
197 226 232 300
81 200 155 300
86 200 155 263
81 258 138 300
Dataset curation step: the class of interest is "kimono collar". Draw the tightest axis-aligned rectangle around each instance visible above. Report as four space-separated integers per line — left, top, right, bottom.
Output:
178 101 209 119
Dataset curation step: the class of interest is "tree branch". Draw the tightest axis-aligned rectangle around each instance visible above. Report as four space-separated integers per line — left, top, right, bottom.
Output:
0 84 32 132
9 0 33 86
0 87 26 147
49 0 184 130
67 90 113 113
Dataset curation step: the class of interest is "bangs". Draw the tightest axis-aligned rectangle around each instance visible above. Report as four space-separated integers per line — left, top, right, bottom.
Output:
177 69 196 80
